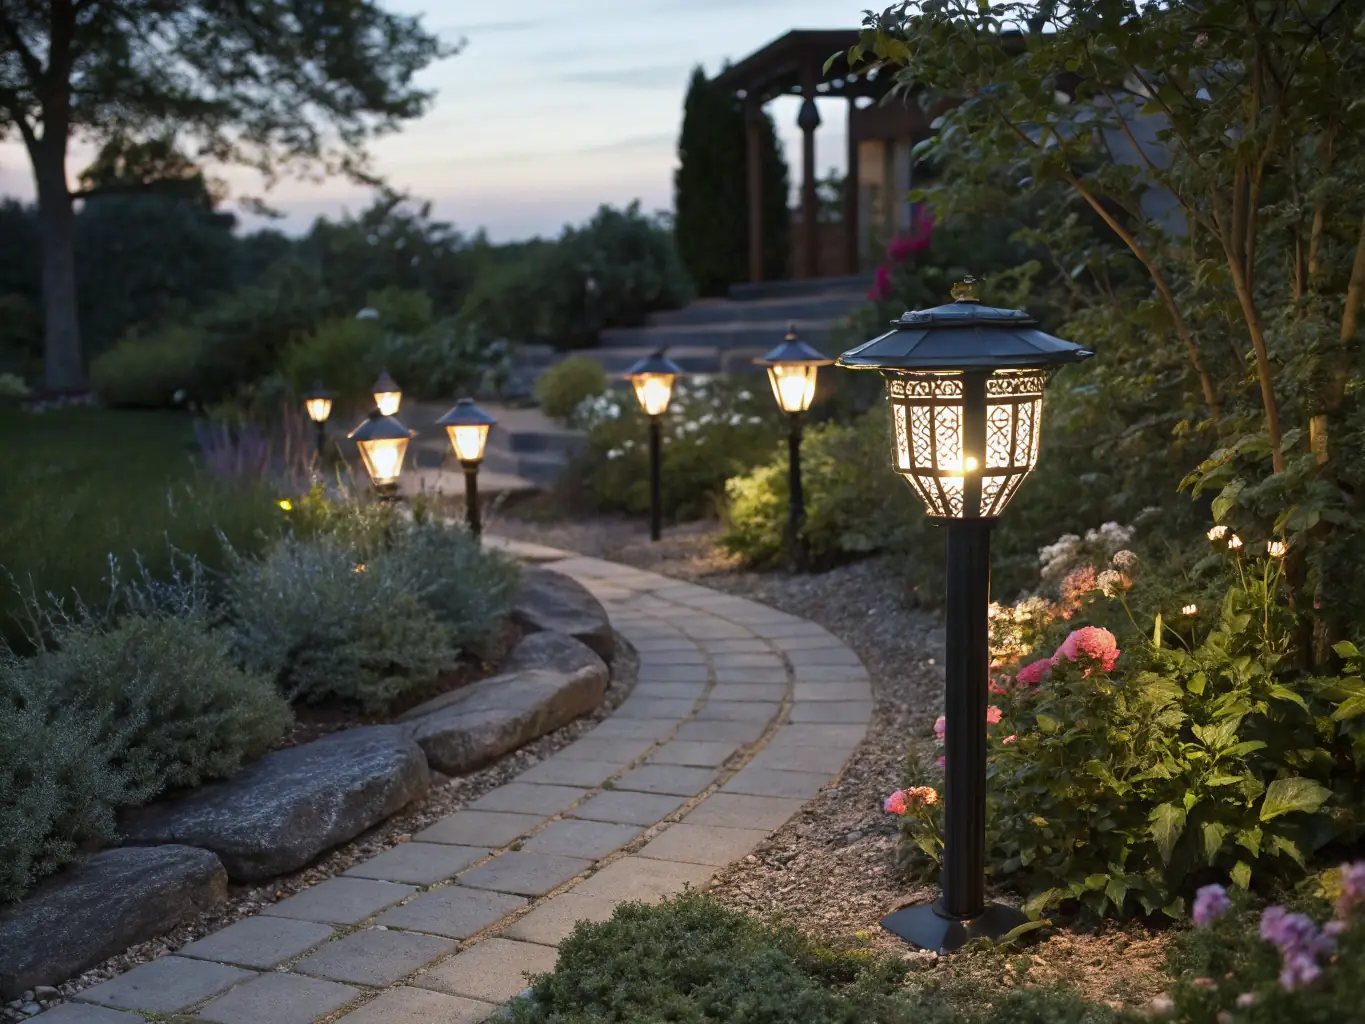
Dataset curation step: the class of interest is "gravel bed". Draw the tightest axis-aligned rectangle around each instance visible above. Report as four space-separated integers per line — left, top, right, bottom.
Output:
491 514 1174 1010
38 636 639 1010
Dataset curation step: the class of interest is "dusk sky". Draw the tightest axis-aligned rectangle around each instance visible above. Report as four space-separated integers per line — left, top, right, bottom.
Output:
0 0 866 242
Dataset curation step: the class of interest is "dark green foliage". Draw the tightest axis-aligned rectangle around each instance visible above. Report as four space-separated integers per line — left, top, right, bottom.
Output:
89 324 204 408
511 892 1136 1023
460 203 693 350
534 357 609 423
0 405 285 654
0 611 290 904
673 66 791 295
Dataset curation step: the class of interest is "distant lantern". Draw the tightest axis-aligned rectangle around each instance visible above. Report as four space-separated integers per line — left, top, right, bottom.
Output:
436 398 498 537
372 370 402 417
302 380 334 424
624 350 685 542
348 410 414 500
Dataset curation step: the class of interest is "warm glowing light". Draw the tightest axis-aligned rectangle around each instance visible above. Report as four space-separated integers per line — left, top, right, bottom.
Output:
375 391 401 416
278 499 293 511
632 374 675 417
448 424 490 463
1267 540 1287 558
354 563 366 573
1208 525 1228 541
1181 604 1198 616
304 397 332 423
768 364 819 414
1227 534 1243 550
348 411 413 491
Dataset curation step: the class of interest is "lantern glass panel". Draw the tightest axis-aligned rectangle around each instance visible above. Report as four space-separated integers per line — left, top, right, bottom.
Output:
305 397 333 423
887 368 1048 519
374 390 402 417
447 424 490 463
357 436 409 487
767 364 819 414
632 373 675 417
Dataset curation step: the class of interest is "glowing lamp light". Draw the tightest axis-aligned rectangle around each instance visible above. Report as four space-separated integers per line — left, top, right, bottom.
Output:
1228 534 1244 550
1182 604 1198 616
302 380 334 423
347 410 414 493
1208 524 1228 541
372 370 402 417
1268 540 1287 558
436 398 497 465
753 326 834 415
835 280 1094 520
625 352 684 418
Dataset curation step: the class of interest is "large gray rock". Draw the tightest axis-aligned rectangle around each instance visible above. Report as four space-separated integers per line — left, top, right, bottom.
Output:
512 567 615 662
501 631 609 689
121 726 429 881
402 667 607 774
0 845 225 998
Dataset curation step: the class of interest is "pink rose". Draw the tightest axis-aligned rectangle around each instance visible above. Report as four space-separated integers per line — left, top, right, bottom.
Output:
986 706 1002 724
1002 734 1017 744
884 790 908 815
1015 658 1053 688
1054 626 1120 672
933 715 946 741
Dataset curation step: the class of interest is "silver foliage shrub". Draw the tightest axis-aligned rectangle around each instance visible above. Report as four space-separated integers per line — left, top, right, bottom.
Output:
224 532 458 711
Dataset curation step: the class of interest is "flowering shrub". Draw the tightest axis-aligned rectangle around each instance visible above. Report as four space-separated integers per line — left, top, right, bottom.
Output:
897 535 1365 919
1166 864 1365 1023
568 375 782 522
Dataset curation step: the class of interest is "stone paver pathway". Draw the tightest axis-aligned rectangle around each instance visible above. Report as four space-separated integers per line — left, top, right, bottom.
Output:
44 540 871 1023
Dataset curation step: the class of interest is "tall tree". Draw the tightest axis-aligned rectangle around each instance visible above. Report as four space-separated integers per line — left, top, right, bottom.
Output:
0 1 454 392
673 64 789 296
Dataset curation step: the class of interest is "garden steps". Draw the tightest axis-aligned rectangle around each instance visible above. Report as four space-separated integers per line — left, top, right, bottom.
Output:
47 542 873 1024
403 401 583 492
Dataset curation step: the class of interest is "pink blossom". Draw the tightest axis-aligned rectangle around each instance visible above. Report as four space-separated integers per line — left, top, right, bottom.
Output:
1235 994 1257 1009
1260 906 1336 991
1055 626 1120 673
936 755 946 768
884 790 908 815
1192 884 1231 927
933 715 946 741
1002 734 1017 744
1015 658 1053 687
1337 861 1365 918
868 264 893 302
986 706 1002 724
1060 566 1098 606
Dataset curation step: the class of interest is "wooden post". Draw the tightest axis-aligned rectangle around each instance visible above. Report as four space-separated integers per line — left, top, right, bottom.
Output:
745 99 765 284
845 99 860 275
799 58 820 280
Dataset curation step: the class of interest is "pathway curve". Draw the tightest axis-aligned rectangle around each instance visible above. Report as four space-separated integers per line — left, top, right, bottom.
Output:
47 540 873 1024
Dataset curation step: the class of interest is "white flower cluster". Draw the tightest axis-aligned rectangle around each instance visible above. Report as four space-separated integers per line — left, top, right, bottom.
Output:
573 391 625 430
1038 521 1135 589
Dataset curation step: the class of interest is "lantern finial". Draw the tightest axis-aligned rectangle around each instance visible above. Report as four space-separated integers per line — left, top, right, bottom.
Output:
951 275 980 302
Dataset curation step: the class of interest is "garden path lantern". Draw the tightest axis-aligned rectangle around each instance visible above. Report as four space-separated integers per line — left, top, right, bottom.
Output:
625 349 684 543
753 325 833 570
302 380 334 460
372 370 402 417
348 409 415 502
436 398 497 537
836 278 1093 953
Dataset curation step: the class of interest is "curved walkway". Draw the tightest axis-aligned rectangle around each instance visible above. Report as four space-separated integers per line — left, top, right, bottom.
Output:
52 540 873 1024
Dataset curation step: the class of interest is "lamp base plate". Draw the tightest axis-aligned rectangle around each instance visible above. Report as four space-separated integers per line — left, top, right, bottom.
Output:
880 900 1029 954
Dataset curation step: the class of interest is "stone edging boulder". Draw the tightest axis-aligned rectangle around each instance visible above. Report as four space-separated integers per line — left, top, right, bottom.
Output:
0 567 616 998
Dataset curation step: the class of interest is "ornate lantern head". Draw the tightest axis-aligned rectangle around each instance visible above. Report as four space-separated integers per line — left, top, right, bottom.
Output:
624 352 684 418
435 398 497 465
753 326 833 415
372 370 402 417
302 380 334 424
347 409 414 490
835 282 1093 520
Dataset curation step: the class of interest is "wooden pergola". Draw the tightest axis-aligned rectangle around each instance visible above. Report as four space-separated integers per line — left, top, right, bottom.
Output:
714 29 932 283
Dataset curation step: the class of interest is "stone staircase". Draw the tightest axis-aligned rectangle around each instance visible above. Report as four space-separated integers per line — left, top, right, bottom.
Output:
482 276 874 489
405 401 583 491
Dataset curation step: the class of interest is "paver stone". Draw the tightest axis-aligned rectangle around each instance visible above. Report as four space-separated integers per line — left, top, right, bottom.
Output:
456 851 591 897
294 928 455 987
197 973 357 1024
261 878 414 925
75 957 253 1014
177 916 334 969
415 938 558 1003
376 887 525 939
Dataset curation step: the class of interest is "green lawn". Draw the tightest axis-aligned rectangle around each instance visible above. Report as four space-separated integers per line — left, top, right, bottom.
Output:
1 404 282 650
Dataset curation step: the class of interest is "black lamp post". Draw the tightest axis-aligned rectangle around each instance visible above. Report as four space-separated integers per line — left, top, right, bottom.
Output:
753 325 833 571
835 278 1094 953
436 398 497 537
348 409 415 503
624 350 683 543
301 380 335 462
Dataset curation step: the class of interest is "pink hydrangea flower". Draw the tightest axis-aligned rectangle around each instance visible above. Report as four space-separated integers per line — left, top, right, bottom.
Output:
906 786 938 807
986 706 1002 724
884 790 908 815
1002 734 1017 744
1192 884 1231 926
933 715 946 741
1060 566 1098 606
1055 626 1120 672
1015 658 1053 688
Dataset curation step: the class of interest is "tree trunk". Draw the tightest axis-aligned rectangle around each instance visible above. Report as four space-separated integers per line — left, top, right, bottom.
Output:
31 139 85 393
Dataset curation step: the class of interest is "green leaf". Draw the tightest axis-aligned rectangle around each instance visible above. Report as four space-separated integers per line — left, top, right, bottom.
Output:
1331 695 1365 722
1201 822 1227 864
1104 877 1130 909
1269 684 1309 711
1332 641 1360 660
1268 834 1305 867
1226 740 1267 757
1035 713 1061 734
1211 479 1245 520
1205 773 1243 787
1236 826 1263 857
1022 889 1063 915
1149 803 1186 865
1230 861 1252 889
1259 777 1332 822
996 919 1052 946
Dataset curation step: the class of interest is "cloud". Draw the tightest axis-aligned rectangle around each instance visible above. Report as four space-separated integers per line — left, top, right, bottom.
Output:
574 133 676 155
556 66 689 89
440 19 538 33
